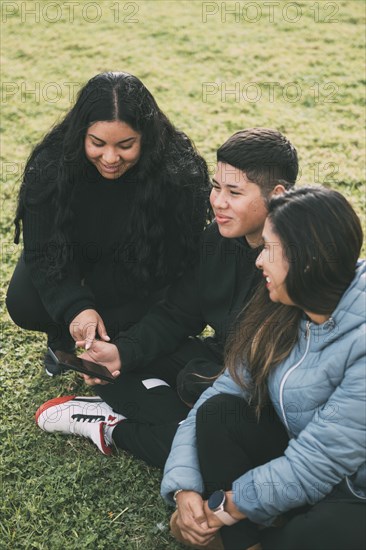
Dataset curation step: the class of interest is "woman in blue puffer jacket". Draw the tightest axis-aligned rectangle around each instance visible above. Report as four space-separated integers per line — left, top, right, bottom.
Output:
161 186 366 550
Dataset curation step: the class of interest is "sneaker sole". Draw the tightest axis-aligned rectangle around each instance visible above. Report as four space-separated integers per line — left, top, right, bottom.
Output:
35 396 76 423
35 396 106 424
45 368 58 377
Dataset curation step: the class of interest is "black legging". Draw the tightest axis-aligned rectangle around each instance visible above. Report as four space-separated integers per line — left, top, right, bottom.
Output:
196 394 366 550
6 254 74 350
197 394 289 549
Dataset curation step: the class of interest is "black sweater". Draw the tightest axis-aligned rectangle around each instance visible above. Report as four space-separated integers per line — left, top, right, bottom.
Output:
21 147 209 327
113 222 262 371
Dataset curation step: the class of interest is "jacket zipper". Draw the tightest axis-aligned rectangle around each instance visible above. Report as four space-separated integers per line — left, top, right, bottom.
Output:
279 321 311 432
346 477 366 500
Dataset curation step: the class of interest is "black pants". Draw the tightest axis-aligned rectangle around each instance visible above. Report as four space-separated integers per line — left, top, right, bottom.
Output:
97 337 222 468
7 255 223 467
196 394 366 550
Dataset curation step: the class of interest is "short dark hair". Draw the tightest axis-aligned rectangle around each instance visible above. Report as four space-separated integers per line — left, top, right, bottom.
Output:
217 128 298 195
268 186 363 314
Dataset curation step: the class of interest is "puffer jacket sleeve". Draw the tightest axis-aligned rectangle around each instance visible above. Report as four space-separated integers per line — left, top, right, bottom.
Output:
232 343 366 526
161 370 246 505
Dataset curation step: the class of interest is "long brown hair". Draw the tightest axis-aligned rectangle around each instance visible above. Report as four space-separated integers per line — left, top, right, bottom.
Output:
226 284 302 415
226 186 363 416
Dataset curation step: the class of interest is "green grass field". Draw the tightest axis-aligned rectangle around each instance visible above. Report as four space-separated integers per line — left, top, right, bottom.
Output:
1 1 365 548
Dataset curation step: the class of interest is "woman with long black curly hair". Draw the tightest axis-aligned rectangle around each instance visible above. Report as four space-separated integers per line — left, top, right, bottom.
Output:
6 71 210 374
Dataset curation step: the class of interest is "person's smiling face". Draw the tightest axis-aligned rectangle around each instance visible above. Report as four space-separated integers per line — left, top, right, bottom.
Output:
210 162 269 247
256 217 293 305
84 120 141 179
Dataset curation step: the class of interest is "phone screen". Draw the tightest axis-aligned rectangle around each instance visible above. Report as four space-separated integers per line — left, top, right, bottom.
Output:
53 350 116 383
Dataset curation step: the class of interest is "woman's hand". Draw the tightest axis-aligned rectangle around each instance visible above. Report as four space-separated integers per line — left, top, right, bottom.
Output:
69 309 110 349
203 500 226 529
174 491 219 547
78 341 121 386
202 491 247 527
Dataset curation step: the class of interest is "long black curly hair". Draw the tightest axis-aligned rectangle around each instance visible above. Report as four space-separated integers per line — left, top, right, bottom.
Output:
14 72 210 287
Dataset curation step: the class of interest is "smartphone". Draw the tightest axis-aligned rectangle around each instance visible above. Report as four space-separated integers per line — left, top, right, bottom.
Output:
48 348 116 383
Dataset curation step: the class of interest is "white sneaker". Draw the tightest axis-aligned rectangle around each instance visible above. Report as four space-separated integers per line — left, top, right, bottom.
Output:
35 396 126 455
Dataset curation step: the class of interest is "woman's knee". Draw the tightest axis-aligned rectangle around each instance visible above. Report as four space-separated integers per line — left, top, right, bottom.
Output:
6 266 28 327
197 394 245 434
6 255 49 330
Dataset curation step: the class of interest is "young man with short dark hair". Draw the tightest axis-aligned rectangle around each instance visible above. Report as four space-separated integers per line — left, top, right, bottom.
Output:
36 128 299 467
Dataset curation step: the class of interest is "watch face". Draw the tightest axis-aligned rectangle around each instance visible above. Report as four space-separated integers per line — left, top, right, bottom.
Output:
208 490 225 511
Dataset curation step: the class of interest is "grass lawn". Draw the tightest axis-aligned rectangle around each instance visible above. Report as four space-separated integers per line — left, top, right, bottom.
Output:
1 1 365 548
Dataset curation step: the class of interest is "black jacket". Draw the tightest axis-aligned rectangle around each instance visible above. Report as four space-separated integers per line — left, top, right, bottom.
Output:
113 222 262 392
20 144 209 330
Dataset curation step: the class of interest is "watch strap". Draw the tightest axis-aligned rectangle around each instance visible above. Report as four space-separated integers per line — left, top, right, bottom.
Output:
214 508 238 526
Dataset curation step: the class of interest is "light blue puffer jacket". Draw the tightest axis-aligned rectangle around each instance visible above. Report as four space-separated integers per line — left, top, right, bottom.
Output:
161 261 366 526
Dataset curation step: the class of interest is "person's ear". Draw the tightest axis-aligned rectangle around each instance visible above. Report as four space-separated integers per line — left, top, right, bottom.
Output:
271 184 286 196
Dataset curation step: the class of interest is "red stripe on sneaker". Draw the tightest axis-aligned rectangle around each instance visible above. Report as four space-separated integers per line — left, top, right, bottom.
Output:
99 422 113 456
35 396 76 423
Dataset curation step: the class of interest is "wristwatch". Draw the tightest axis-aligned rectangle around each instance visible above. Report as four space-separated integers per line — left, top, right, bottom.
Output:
207 490 238 526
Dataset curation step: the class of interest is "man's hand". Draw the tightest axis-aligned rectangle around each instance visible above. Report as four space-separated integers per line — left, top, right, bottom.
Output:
70 309 110 349
77 340 121 386
173 491 218 547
